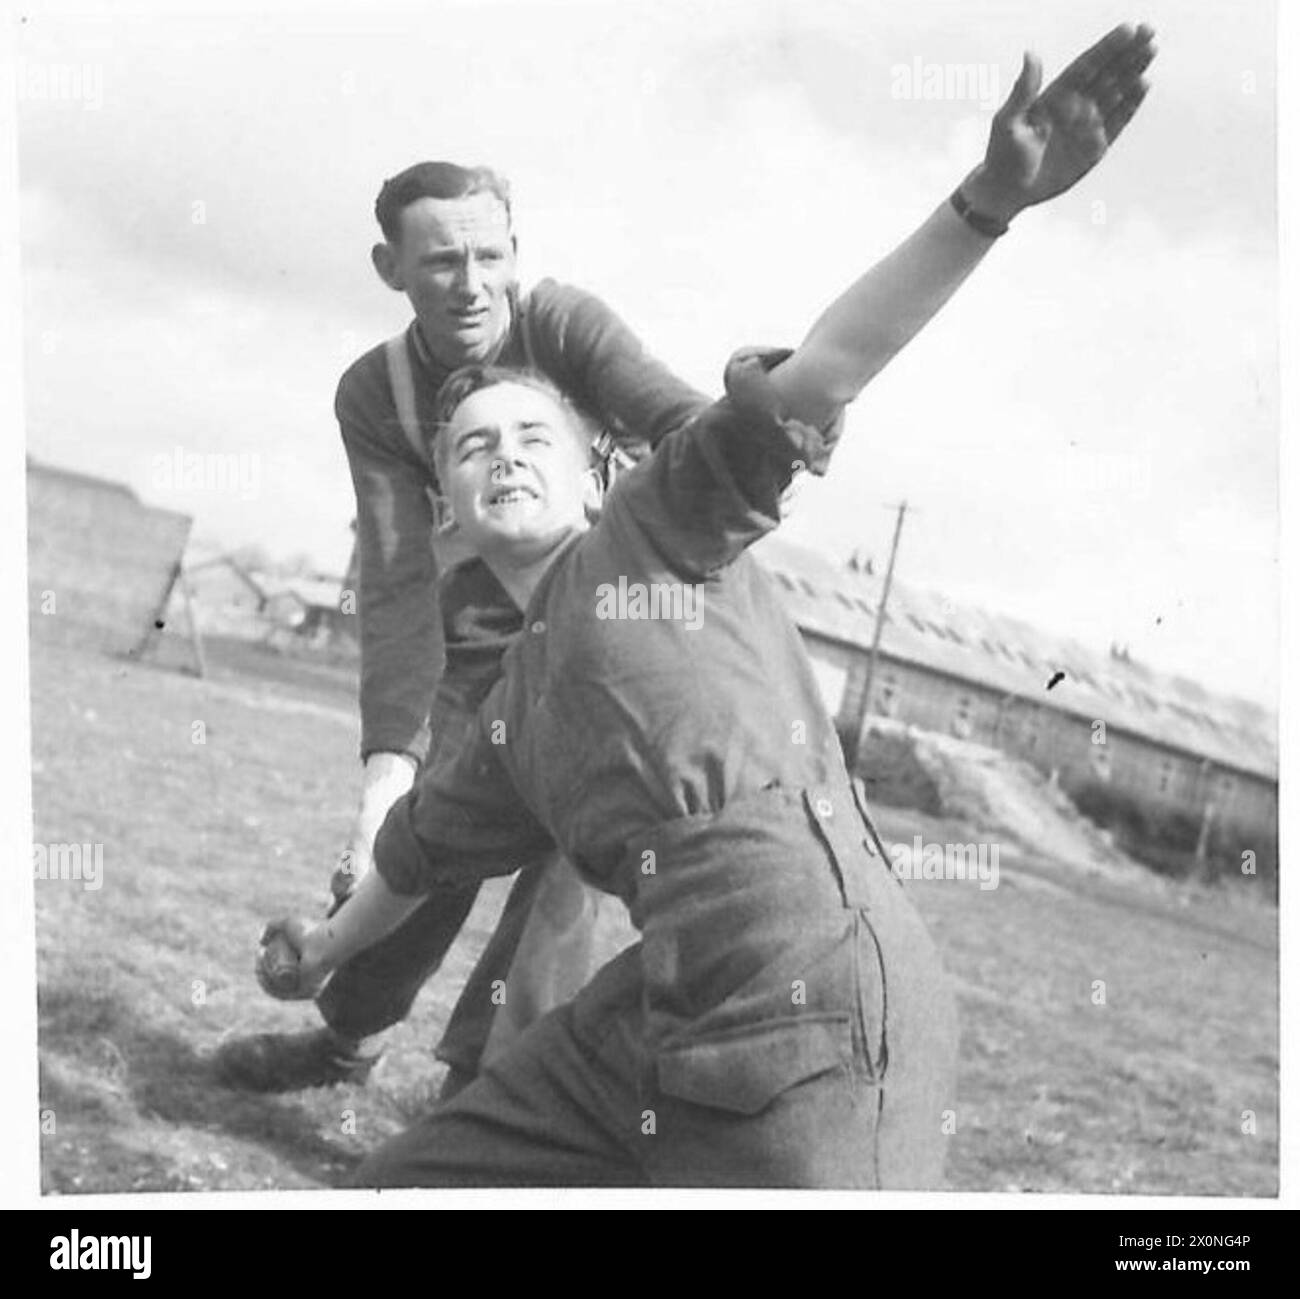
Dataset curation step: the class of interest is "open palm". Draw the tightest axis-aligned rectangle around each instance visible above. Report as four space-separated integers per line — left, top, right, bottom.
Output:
982 23 1156 211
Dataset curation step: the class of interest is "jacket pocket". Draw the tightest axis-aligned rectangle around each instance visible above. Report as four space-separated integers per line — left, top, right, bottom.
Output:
655 1013 853 1116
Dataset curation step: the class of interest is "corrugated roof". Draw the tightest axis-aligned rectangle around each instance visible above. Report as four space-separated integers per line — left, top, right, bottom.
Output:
752 534 1278 783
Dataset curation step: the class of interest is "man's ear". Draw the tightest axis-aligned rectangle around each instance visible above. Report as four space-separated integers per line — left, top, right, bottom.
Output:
431 492 458 536
372 241 403 291
581 466 605 519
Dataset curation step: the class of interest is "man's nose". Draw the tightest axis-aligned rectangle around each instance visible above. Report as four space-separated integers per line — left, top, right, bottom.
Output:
457 252 484 296
491 448 526 478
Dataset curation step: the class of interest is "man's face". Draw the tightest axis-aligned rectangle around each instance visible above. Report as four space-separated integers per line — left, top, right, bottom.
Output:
379 194 516 365
438 382 598 562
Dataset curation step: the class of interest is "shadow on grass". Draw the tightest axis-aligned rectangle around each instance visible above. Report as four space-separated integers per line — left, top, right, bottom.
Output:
39 983 365 1190
131 1028 366 1187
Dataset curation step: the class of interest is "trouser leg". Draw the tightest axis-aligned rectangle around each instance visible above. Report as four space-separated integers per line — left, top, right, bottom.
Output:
645 1033 883 1187
640 891 953 1188
436 855 630 1083
480 856 604 1064
867 877 960 1189
818 789 960 1187
432 858 552 1077
354 948 647 1188
355 933 891 1190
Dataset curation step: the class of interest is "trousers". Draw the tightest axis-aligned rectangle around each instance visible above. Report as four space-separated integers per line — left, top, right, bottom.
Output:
316 855 609 1072
350 784 959 1189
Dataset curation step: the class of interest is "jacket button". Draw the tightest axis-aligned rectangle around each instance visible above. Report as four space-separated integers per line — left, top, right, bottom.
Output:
815 797 834 818
531 620 546 634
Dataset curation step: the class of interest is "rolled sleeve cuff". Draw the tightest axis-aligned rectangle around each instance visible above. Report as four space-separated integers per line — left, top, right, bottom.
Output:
722 346 845 476
361 721 431 768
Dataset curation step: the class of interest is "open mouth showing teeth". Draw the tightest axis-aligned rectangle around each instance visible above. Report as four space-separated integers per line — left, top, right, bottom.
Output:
489 487 537 505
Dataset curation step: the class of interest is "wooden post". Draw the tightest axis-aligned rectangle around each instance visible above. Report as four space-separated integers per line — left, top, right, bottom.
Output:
178 566 207 678
131 559 182 661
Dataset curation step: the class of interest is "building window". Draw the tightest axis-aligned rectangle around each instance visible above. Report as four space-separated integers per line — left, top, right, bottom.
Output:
952 695 973 738
1006 706 1040 751
877 675 898 717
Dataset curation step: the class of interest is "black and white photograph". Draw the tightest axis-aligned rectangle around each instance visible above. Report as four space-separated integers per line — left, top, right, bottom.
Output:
1 0 1290 1216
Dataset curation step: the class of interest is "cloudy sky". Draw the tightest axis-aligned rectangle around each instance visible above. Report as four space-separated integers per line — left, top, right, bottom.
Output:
15 0 1278 705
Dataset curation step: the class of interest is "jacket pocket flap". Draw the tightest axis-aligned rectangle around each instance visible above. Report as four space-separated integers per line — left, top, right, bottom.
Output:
656 1015 852 1116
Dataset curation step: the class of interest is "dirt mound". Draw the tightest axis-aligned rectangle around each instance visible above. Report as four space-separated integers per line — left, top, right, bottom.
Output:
859 720 1138 881
854 724 944 814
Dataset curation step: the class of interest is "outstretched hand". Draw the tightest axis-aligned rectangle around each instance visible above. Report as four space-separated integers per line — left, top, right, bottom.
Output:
969 23 1157 220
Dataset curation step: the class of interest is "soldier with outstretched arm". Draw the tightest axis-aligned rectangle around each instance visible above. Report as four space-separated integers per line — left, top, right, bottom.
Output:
261 24 1155 1184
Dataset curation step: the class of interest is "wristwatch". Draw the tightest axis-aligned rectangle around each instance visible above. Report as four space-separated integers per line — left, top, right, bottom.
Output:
950 187 1011 238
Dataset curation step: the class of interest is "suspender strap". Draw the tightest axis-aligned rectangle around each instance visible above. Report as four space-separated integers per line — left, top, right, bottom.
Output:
387 329 475 571
385 332 425 460
518 293 537 370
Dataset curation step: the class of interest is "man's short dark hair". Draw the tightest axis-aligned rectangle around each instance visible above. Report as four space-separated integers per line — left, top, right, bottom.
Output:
374 161 513 243
428 365 598 483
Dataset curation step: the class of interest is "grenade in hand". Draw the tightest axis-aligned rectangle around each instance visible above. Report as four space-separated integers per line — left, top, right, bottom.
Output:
261 930 300 996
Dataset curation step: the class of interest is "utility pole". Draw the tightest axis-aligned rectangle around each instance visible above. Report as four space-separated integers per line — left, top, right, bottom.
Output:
851 501 908 762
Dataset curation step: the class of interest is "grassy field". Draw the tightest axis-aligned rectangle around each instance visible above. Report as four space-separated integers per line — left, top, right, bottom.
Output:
30 633 1279 1195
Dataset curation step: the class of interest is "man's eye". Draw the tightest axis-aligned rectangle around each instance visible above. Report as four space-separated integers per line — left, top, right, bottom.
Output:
477 249 506 263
